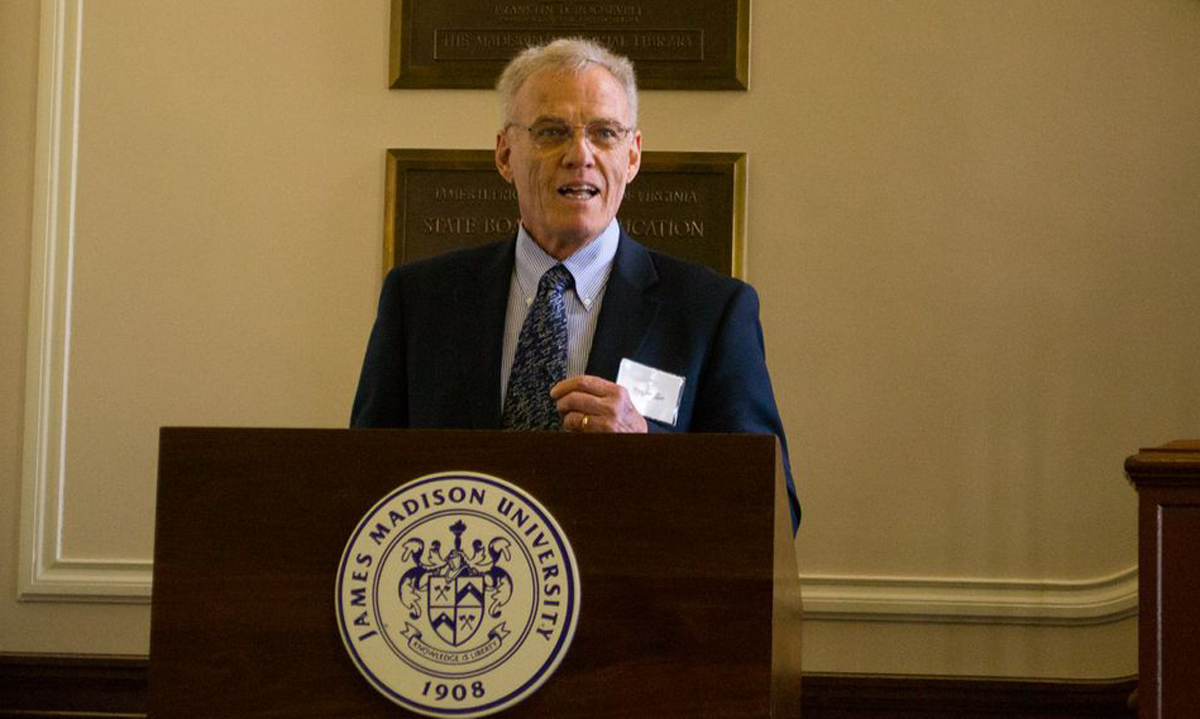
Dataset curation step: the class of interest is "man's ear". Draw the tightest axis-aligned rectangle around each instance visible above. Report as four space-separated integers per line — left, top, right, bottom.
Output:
495 131 514 184
626 130 643 183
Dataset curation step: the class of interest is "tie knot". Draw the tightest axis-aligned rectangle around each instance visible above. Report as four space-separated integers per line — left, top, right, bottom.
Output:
540 264 574 294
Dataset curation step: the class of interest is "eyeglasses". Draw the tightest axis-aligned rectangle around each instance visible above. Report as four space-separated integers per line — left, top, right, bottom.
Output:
505 120 635 151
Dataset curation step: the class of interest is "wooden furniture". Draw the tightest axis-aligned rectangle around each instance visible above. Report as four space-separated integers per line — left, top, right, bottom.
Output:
150 428 801 718
1125 440 1200 719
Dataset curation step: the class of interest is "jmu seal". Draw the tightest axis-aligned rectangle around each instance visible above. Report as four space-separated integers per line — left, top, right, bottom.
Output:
336 472 581 717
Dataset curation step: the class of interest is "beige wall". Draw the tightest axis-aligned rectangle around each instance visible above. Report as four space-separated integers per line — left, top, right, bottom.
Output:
4 0 1199 679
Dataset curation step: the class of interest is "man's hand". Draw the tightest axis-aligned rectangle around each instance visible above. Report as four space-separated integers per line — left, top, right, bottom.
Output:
551 375 648 433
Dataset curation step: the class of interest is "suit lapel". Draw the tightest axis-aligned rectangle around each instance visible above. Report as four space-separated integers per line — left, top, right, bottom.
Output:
585 232 660 381
464 239 515 428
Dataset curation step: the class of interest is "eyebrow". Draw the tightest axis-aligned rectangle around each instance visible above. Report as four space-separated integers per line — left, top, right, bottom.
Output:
530 115 625 126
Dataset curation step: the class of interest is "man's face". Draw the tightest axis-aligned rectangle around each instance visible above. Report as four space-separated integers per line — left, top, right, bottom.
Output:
495 66 642 259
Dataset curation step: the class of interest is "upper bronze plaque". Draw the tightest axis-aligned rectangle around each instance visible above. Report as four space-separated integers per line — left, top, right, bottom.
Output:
389 0 750 90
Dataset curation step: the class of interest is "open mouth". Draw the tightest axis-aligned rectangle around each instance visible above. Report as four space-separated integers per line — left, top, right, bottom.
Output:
557 183 600 200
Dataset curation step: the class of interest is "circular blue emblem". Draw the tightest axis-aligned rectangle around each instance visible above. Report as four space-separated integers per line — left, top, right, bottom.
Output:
336 471 581 717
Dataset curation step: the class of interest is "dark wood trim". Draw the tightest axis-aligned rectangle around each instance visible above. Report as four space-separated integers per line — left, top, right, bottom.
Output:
802 673 1138 719
0 653 147 718
0 652 1136 719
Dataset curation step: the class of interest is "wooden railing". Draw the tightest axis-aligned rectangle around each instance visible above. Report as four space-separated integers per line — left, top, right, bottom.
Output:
1126 440 1200 719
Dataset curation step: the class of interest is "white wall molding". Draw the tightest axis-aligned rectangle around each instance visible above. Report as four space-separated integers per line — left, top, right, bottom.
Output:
800 565 1137 626
12 0 1140 626
18 0 152 604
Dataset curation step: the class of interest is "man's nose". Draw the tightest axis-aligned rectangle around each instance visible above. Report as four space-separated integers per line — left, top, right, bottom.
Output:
561 128 596 166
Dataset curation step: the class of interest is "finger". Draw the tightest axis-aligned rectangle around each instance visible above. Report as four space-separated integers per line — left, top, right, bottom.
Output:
555 390 613 418
550 375 615 399
575 410 614 433
562 410 598 433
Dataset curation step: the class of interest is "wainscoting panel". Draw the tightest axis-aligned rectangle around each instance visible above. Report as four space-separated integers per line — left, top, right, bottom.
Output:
19 0 154 605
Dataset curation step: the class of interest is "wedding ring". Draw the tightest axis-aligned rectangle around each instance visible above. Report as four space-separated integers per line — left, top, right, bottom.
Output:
580 415 590 430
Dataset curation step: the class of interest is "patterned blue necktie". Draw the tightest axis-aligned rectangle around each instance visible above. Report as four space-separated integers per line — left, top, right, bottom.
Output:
502 264 574 430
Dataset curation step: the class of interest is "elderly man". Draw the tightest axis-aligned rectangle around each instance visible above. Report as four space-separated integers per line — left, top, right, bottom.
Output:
352 38 799 530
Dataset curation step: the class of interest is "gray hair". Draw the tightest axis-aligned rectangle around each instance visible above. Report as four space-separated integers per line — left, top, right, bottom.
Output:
496 38 639 127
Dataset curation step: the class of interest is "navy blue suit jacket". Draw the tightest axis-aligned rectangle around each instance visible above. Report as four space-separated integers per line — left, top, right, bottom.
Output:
351 231 800 530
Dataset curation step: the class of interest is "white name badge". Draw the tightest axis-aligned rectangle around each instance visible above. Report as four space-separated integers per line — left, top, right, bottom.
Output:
616 358 685 426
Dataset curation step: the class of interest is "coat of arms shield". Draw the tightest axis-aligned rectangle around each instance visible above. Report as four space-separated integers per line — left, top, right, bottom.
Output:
427 575 486 646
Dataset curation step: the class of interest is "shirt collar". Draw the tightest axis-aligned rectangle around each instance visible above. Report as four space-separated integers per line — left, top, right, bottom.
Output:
514 219 620 311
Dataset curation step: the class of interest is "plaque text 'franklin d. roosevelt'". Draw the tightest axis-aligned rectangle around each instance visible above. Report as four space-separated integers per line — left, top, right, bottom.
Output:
435 29 705 62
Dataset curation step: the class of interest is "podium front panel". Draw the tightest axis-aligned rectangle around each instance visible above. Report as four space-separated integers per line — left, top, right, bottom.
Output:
150 428 798 718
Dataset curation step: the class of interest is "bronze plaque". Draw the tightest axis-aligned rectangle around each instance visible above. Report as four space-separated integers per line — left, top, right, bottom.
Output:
389 0 749 90
385 149 745 277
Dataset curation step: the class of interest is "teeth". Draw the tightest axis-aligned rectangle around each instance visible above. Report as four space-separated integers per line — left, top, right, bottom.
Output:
558 185 599 197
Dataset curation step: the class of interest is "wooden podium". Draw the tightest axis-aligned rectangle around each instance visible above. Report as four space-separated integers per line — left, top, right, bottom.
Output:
149 428 801 718
1126 440 1200 719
